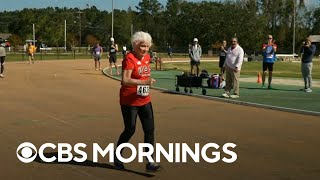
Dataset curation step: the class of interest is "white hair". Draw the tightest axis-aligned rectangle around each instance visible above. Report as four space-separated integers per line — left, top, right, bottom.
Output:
131 31 152 48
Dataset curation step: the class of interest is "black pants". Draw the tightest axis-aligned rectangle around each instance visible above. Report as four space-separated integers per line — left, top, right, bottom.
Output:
117 102 155 154
0 56 5 74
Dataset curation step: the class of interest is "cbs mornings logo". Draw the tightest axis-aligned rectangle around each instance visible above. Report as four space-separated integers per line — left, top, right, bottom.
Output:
16 142 38 163
17 142 238 164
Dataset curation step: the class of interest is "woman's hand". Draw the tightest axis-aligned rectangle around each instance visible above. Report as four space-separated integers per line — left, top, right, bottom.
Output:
145 78 156 85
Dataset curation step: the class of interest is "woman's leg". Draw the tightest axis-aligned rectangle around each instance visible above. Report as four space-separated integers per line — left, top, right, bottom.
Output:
138 102 160 171
117 105 138 148
138 102 155 150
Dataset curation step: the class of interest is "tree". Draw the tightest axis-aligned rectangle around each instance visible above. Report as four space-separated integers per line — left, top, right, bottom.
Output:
311 7 320 34
8 34 23 47
135 0 164 46
0 1 317 53
86 34 99 46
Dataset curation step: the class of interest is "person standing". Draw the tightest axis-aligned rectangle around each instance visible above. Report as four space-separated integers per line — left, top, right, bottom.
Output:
167 45 173 60
219 40 227 79
92 43 103 70
301 37 316 93
222 37 244 98
108 38 119 75
262 35 277 89
189 38 202 76
115 31 160 171
0 43 6 78
27 42 37 64
122 45 128 60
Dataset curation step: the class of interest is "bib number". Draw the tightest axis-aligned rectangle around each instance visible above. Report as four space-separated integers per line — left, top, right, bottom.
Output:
96 51 100 55
137 85 149 96
267 54 274 58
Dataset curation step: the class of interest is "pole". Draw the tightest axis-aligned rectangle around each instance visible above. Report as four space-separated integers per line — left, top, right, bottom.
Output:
79 12 82 47
112 0 114 38
32 23 35 45
77 9 83 48
64 20 67 52
293 0 296 55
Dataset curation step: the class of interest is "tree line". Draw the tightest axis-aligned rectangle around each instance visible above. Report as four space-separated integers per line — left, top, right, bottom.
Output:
0 0 319 54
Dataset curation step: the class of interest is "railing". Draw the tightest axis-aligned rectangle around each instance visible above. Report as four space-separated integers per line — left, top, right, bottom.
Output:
276 54 299 61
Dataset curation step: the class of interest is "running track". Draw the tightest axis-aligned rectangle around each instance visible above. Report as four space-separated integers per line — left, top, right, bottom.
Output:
0 60 319 180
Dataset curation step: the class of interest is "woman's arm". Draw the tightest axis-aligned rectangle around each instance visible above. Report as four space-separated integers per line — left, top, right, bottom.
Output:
122 69 156 86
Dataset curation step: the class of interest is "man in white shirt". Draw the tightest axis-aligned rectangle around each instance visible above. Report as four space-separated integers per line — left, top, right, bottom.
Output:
222 37 244 98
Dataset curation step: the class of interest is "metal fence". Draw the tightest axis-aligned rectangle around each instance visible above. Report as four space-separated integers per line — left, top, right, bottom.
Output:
5 46 95 61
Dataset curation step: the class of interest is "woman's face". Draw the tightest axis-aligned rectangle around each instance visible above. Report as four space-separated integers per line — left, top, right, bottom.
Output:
268 35 273 43
133 41 150 59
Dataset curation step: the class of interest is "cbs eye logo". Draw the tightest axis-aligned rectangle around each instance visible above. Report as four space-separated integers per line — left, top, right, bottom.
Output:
16 142 37 163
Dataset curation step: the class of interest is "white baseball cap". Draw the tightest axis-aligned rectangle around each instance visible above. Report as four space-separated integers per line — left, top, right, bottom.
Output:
193 38 198 42
110 37 114 42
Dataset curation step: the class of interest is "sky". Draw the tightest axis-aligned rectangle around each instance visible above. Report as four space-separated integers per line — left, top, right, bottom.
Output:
0 0 318 12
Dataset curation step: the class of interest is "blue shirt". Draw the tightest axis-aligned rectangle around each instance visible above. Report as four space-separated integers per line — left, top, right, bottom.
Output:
263 44 277 63
301 44 316 63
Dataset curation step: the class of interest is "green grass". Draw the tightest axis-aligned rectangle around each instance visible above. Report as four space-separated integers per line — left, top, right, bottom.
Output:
6 52 320 79
108 68 320 113
160 61 320 79
152 70 320 113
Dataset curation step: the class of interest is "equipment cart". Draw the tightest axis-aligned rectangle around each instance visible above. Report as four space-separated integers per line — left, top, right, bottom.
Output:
175 74 207 95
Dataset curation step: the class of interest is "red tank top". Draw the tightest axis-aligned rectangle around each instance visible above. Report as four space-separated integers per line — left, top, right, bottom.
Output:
120 52 151 106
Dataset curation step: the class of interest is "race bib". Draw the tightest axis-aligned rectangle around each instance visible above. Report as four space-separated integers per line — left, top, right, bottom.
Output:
137 85 149 96
110 49 116 53
267 54 274 58
96 51 100 55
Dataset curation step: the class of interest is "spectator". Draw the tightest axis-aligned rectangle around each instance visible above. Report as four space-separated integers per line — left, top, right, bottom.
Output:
167 45 173 60
222 37 244 98
108 38 119 75
219 40 227 80
92 43 103 70
0 43 6 78
300 37 316 93
189 38 202 76
122 45 128 60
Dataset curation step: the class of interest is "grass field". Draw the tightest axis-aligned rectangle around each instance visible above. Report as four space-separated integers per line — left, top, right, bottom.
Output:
6 53 320 79
108 62 320 112
161 61 320 79
157 71 320 113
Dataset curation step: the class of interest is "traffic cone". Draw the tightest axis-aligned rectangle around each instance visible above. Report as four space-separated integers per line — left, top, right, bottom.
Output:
257 72 262 83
